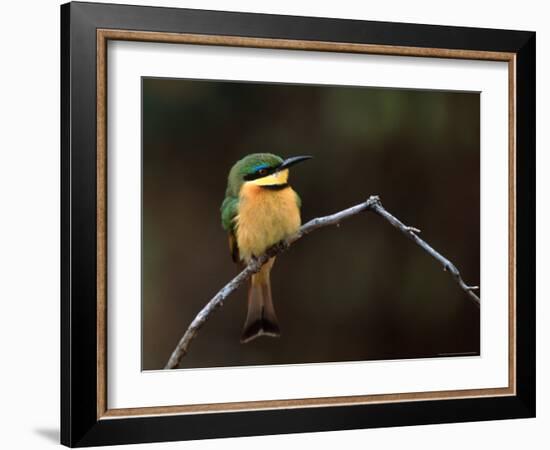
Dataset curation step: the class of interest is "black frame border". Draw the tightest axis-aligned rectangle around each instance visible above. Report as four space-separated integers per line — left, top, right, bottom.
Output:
61 2 535 447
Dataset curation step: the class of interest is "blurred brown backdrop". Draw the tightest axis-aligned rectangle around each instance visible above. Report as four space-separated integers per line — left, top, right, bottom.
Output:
142 77 480 370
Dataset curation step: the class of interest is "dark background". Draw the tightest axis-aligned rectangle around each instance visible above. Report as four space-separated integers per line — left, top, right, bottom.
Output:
142 78 480 370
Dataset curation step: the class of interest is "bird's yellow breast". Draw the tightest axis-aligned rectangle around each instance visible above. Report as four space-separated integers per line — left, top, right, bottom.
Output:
235 183 301 262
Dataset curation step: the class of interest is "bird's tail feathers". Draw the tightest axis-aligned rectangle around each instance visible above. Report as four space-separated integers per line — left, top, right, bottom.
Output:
241 261 280 343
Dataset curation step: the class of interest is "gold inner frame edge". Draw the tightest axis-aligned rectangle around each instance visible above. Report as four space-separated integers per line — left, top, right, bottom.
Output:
96 29 517 420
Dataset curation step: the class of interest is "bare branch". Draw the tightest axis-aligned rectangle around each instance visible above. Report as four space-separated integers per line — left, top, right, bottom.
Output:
368 198 480 307
165 195 479 369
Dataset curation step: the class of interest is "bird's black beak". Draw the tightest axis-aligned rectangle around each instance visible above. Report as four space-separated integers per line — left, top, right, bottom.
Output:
278 155 313 170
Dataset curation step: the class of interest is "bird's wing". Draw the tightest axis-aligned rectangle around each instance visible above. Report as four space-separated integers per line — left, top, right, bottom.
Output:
220 196 240 263
294 190 302 209
227 233 240 264
221 196 239 231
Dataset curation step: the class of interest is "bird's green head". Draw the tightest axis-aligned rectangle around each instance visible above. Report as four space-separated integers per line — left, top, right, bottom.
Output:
225 153 312 196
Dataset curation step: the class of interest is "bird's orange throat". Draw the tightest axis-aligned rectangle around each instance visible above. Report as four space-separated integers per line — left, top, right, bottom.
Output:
235 182 301 262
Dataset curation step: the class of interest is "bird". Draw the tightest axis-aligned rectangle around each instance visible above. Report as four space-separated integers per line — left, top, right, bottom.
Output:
220 153 312 343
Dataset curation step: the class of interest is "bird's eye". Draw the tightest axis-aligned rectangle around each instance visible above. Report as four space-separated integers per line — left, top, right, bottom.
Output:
257 168 268 176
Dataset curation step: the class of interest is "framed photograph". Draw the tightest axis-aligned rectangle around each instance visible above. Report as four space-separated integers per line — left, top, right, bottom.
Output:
61 1 535 447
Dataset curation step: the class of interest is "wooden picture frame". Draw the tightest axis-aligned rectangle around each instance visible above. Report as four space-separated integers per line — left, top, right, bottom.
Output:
61 1 535 446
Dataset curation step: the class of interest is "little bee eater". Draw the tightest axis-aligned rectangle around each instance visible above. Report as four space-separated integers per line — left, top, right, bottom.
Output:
221 153 312 343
